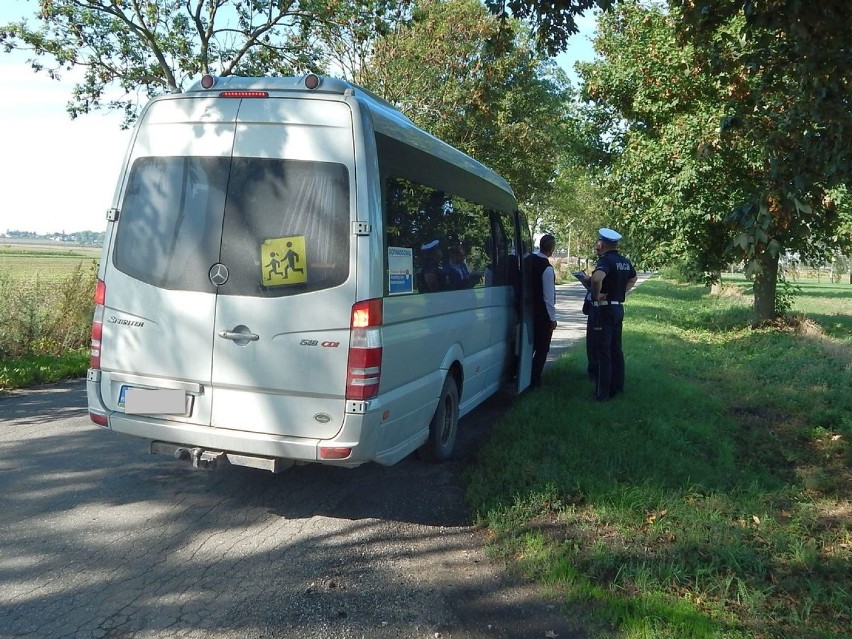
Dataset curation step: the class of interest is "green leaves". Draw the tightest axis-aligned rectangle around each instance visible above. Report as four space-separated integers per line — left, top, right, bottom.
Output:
483 0 613 56
578 4 745 276
0 0 371 126
792 198 812 216
360 0 571 209
576 1 852 324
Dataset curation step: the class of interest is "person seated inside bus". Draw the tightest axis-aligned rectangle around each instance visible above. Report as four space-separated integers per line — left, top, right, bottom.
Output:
416 240 447 293
443 244 482 289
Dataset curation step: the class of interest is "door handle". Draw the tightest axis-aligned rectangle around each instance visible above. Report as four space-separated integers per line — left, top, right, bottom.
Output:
218 330 259 341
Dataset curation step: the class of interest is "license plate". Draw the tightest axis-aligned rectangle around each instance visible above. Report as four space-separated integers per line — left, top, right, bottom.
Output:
120 386 187 415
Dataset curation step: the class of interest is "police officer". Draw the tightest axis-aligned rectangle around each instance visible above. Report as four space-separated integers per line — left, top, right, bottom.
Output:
590 228 637 401
528 234 557 388
581 237 605 379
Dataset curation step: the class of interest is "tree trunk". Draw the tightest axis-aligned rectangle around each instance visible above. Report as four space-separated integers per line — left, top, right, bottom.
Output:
752 250 779 326
710 270 723 294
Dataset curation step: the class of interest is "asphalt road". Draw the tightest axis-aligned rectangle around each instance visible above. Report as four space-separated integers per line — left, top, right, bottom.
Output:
0 280 618 639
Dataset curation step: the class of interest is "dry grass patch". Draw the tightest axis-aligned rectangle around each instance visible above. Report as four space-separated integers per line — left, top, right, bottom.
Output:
782 313 852 371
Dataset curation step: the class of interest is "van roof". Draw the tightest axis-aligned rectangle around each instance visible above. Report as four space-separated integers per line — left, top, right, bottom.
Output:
181 75 516 203
185 74 408 119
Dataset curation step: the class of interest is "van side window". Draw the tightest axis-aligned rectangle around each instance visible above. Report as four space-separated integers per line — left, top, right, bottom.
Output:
383 176 496 294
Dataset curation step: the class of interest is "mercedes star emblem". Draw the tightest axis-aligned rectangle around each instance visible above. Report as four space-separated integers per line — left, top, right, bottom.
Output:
208 263 230 286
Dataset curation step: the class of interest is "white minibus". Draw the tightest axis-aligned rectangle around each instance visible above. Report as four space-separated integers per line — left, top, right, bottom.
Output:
87 74 533 472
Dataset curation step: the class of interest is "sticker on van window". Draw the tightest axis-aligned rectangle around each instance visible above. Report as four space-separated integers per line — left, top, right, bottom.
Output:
261 236 308 286
388 246 413 295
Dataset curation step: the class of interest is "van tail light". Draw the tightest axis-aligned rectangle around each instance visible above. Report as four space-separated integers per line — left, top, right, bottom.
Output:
346 298 383 400
89 412 108 426
319 447 352 460
90 279 106 369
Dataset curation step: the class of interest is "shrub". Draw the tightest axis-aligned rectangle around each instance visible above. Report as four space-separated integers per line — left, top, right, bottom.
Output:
0 262 97 358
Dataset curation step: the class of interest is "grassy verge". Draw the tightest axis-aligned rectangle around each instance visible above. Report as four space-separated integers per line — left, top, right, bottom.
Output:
0 258 97 389
467 278 851 639
0 350 89 391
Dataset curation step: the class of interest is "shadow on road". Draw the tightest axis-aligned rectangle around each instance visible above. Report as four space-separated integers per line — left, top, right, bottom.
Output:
1 380 580 639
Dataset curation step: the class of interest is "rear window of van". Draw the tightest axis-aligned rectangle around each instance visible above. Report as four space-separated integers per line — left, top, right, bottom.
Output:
113 156 350 296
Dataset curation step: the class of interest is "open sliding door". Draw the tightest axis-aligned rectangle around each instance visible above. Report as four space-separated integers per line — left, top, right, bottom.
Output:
514 210 534 393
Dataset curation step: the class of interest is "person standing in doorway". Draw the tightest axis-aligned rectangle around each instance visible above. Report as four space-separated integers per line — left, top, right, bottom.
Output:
529 234 557 388
590 228 637 401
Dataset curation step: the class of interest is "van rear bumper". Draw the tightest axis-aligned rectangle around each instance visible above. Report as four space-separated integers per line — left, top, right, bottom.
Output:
88 374 378 467
106 412 375 467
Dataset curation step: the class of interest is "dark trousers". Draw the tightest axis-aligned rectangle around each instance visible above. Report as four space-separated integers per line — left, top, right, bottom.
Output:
590 307 625 399
531 318 554 387
586 313 596 379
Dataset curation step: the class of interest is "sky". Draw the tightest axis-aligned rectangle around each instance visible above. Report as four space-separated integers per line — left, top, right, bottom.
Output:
0 3 597 235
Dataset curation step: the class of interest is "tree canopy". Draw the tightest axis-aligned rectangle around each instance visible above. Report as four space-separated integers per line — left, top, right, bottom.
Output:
484 0 615 56
360 0 572 209
0 0 377 126
488 0 851 320
573 1 851 323
579 4 747 274
2 0 575 227
672 0 852 260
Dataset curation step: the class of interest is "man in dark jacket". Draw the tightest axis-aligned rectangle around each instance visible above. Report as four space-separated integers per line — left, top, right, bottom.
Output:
528 234 557 388
590 228 637 401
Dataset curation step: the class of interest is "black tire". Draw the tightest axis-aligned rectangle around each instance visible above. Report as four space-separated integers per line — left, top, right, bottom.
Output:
418 375 459 462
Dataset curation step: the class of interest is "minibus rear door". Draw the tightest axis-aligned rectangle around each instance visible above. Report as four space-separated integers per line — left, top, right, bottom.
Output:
208 98 357 441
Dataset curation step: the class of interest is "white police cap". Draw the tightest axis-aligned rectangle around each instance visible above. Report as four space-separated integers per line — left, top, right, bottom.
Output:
598 228 622 242
421 239 440 250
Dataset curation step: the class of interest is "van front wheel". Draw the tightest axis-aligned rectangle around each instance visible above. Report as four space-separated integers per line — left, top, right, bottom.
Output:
419 375 459 462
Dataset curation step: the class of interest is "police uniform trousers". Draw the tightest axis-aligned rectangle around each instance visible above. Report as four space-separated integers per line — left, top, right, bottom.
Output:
583 297 596 379
531 315 554 387
590 304 625 399
585 312 596 379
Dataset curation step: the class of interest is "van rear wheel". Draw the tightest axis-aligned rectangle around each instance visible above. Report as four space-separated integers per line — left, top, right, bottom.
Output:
419 375 459 462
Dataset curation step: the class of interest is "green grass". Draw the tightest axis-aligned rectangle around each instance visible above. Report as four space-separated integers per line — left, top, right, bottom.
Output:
467 278 851 639
0 252 97 385
722 273 852 346
0 350 89 390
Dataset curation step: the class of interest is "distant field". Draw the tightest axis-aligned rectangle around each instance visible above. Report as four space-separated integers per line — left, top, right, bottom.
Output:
0 242 101 283
0 239 101 255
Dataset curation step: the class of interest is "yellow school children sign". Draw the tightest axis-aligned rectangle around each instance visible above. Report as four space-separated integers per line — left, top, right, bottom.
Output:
260 236 308 286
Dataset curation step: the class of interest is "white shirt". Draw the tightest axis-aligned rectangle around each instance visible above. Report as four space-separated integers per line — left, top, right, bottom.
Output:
535 250 556 322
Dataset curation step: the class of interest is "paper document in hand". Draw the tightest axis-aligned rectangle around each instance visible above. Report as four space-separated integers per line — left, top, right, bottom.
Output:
573 271 591 290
